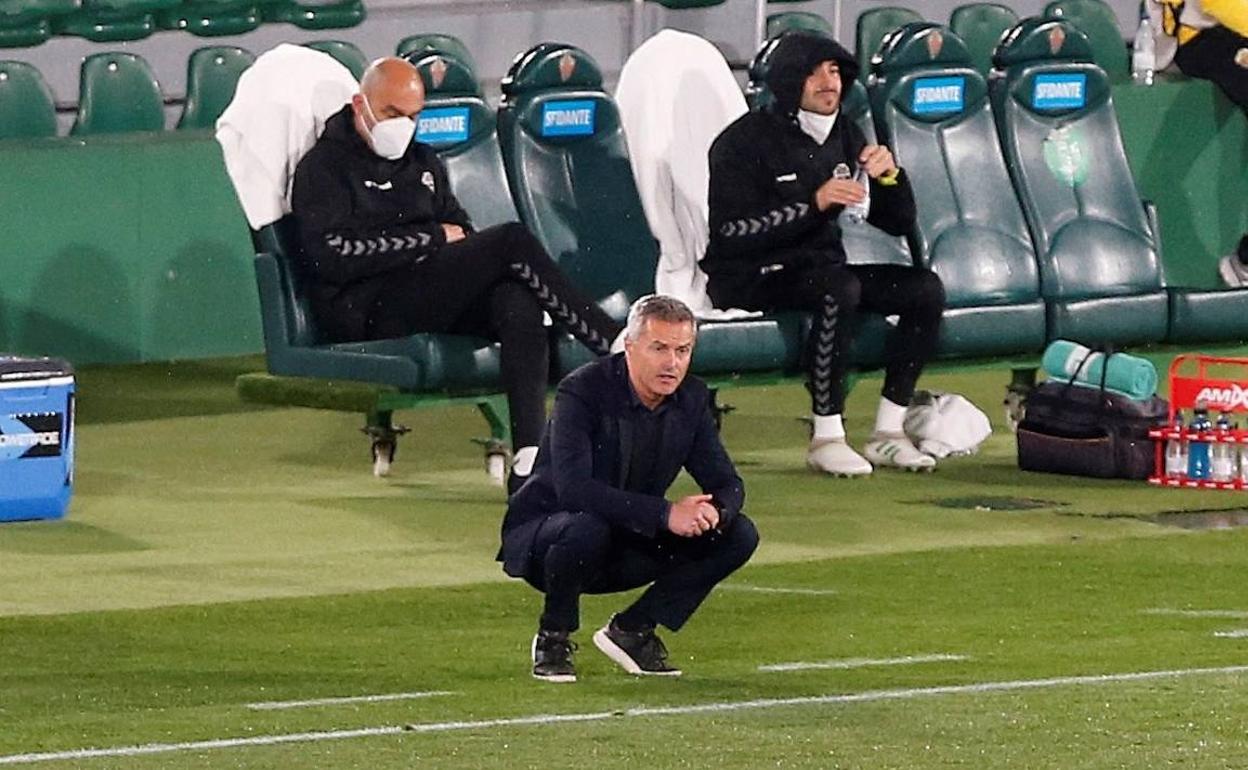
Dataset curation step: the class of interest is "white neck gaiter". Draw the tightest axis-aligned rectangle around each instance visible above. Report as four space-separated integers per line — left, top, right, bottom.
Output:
797 109 838 145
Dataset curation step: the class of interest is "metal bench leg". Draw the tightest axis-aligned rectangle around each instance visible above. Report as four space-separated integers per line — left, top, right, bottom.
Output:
473 397 511 486
363 410 409 478
709 388 736 432
1004 366 1038 433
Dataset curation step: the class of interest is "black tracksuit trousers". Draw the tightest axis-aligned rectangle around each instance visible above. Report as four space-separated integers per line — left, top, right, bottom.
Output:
367 223 623 449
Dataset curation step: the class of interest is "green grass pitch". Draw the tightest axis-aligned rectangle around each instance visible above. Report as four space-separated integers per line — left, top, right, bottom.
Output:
3 351 1248 768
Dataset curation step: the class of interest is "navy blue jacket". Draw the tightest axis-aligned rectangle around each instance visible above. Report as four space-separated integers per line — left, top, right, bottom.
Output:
497 354 745 578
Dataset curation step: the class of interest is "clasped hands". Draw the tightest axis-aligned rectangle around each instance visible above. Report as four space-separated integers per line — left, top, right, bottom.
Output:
667 493 720 538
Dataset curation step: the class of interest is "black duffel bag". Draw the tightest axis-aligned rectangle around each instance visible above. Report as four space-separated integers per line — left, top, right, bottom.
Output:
1017 374 1169 480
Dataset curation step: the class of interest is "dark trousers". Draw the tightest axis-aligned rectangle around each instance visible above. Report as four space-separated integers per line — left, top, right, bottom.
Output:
367 222 623 448
729 262 944 415
1175 25 1248 113
522 511 759 633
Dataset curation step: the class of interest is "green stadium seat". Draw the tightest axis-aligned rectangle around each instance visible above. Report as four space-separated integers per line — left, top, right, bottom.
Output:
0 60 57 138
950 2 1018 76
177 45 254 130
765 11 833 39
406 50 518 229
251 218 503 393
157 1 261 37
263 0 364 30
395 33 477 74
0 0 78 47
990 18 1167 345
57 0 178 41
71 51 164 135
497 42 805 377
1044 0 1129 83
856 6 923 82
304 39 367 79
870 22 1045 357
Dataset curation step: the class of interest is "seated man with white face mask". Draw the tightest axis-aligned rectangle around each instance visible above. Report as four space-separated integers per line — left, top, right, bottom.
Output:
291 57 624 492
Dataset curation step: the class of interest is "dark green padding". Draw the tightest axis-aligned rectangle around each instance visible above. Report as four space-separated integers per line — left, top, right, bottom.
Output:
871 22 1045 357
304 40 367 79
949 2 1018 76
253 231 503 392
0 60 57 138
766 11 832 39
263 0 363 30
1167 290 1248 344
499 42 804 377
990 18 1168 345
1044 0 1129 83
71 52 164 135
157 4 260 37
177 46 254 130
0 0 75 47
396 33 477 74
857 6 923 81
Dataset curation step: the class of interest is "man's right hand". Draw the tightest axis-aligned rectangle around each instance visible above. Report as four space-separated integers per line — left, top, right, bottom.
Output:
667 493 720 537
814 178 867 212
442 223 466 243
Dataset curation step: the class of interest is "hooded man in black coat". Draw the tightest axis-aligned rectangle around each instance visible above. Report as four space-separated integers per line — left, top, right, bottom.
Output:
704 33 945 477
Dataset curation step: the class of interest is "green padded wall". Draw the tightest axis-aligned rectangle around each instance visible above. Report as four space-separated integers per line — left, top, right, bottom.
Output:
0 133 258 364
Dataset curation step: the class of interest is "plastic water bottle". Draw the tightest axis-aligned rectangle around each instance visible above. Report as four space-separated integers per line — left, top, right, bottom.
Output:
1164 411 1187 479
833 163 870 224
1187 403 1212 480
1239 435 1248 486
1132 1 1156 86
1211 412 1236 482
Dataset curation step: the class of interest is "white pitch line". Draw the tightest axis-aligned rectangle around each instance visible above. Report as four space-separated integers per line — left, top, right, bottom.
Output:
758 653 969 673
3 665 1247 766
1142 608 1248 620
722 585 838 596
1213 630 1248 638
246 690 455 711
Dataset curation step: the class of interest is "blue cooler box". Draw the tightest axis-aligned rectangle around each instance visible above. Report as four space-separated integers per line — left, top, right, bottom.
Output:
0 356 75 522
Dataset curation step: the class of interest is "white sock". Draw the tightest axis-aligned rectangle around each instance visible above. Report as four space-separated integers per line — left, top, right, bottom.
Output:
812 414 845 441
874 398 907 435
512 446 538 476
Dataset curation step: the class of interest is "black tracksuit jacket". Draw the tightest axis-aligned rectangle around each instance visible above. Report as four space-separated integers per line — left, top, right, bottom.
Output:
290 105 474 343
703 33 918 305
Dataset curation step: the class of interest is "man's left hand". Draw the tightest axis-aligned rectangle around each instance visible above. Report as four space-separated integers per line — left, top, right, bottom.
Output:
858 145 898 179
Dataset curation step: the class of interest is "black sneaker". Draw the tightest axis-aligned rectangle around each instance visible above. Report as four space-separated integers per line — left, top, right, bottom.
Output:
592 616 682 677
531 630 577 683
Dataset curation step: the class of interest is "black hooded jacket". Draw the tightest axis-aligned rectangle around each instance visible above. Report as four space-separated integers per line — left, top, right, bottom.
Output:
703 33 917 304
290 105 474 343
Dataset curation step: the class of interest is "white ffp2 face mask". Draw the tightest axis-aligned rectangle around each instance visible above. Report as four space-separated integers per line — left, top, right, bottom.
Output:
362 95 416 160
797 108 838 145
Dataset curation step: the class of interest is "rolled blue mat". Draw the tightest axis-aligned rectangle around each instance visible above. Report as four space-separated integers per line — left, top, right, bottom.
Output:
1040 340 1159 400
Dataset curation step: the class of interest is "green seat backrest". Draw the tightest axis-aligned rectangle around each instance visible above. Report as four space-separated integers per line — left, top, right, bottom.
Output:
71 51 164 135
304 39 367 79
766 11 832 39
407 51 519 229
263 0 364 30
178 45 254 130
157 3 261 37
870 22 1040 308
1043 0 1128 82
498 43 655 314
0 0 77 45
990 18 1160 301
857 6 923 81
0 60 57 139
396 33 477 74
253 217 322 349
949 2 1018 76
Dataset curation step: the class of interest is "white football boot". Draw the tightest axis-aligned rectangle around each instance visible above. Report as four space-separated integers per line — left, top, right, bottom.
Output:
807 438 873 477
863 432 936 472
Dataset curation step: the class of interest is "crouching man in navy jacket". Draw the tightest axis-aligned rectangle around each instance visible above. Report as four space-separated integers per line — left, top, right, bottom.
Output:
498 295 759 682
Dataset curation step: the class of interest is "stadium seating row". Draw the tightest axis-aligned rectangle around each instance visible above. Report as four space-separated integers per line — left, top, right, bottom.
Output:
0 35 470 136
772 0 1131 83
247 18 1248 434
0 0 364 47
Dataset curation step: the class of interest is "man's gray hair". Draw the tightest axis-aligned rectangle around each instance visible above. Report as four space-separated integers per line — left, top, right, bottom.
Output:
623 294 697 341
